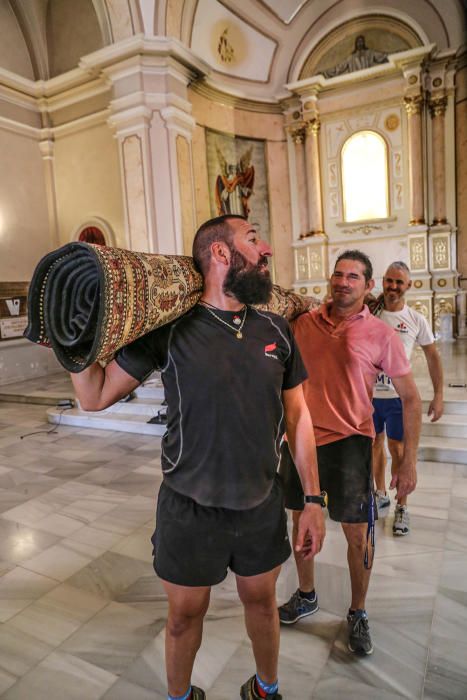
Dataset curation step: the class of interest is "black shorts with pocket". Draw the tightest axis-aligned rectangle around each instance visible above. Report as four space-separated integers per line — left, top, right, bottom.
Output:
152 476 291 587
278 435 376 523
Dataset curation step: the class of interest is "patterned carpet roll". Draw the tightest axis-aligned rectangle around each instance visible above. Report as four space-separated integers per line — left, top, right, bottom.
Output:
25 242 317 372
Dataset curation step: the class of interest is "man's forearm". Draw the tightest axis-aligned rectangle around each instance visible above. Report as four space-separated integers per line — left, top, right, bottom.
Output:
400 395 422 463
426 351 444 398
70 363 106 411
286 413 321 495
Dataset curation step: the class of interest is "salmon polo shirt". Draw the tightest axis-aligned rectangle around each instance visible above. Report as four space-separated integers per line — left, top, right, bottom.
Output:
292 304 411 447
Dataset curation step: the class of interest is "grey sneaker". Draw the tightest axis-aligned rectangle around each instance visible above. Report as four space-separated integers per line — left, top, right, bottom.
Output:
376 490 390 511
278 588 318 624
393 505 410 536
347 609 373 655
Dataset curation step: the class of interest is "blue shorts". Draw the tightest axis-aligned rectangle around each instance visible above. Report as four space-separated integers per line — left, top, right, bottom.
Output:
372 398 404 441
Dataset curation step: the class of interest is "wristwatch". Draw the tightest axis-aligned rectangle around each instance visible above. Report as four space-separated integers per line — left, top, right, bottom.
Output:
304 491 328 508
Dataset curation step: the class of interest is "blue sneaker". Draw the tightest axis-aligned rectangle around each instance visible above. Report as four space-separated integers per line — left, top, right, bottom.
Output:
278 589 318 624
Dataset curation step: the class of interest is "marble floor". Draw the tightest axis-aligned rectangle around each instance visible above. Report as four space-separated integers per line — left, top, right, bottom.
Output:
0 343 466 698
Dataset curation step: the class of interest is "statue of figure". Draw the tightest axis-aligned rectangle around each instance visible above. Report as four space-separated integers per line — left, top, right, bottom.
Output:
321 35 388 78
215 144 255 218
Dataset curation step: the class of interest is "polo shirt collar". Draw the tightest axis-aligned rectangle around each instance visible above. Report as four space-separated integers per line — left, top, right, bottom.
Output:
318 302 369 327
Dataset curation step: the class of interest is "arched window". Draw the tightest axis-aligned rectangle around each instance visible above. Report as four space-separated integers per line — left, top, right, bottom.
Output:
341 130 389 222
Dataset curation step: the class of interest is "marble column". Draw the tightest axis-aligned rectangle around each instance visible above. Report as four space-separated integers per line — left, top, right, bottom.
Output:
404 94 425 225
291 126 309 238
429 95 448 225
304 119 324 235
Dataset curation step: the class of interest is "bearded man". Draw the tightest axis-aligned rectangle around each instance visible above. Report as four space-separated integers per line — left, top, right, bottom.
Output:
70 214 325 700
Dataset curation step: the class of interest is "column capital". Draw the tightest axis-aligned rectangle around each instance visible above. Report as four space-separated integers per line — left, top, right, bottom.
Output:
429 95 448 118
404 94 424 116
305 118 321 135
289 126 305 144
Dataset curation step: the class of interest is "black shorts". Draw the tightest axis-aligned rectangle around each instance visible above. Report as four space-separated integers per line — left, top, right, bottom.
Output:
152 477 291 587
278 435 376 523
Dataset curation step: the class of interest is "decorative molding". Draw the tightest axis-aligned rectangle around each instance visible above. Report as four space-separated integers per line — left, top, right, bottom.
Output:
108 105 152 136
0 114 40 140
409 235 427 270
189 80 283 114
336 216 397 228
404 94 424 115
160 105 196 138
52 109 110 138
429 95 448 118
341 224 385 235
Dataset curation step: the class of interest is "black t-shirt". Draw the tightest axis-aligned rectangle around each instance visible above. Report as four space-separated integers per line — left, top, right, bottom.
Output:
116 304 307 509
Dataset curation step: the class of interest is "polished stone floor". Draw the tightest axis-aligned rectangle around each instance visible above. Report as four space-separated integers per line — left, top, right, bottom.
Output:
0 342 466 698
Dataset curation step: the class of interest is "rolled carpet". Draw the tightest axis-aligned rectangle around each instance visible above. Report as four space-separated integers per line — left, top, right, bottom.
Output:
24 242 317 372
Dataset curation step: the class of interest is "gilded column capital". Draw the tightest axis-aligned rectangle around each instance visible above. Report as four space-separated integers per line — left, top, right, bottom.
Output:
305 118 321 136
404 94 424 116
429 95 448 118
289 126 305 144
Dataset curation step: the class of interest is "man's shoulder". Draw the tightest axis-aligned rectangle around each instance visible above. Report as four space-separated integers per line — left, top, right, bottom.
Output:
363 313 397 337
251 307 290 327
403 304 429 326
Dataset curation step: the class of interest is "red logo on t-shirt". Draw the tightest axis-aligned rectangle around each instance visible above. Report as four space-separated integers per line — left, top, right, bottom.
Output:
265 342 277 353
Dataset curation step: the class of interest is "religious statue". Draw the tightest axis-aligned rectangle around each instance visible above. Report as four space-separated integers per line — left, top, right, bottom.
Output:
215 144 255 218
321 35 388 78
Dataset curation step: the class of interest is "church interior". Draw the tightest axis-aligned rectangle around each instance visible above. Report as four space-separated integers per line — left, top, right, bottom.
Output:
0 0 466 697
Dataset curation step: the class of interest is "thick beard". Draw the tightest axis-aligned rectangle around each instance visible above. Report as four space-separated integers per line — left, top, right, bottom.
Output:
223 248 273 305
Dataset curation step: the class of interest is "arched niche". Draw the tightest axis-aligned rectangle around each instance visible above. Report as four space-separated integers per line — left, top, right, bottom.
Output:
71 217 117 247
299 15 423 80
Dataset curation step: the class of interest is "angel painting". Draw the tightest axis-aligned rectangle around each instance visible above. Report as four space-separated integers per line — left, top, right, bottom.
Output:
215 144 255 218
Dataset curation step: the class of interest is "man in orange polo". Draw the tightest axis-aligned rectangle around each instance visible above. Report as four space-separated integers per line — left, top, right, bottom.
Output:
279 250 421 655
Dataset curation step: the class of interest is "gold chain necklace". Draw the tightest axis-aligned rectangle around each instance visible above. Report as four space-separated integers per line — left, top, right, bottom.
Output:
200 303 247 339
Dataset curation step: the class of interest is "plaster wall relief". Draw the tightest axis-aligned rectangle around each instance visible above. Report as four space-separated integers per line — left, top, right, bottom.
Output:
409 235 428 271
191 0 276 82
407 298 432 323
433 296 455 331
295 247 309 281
431 234 451 271
292 238 328 298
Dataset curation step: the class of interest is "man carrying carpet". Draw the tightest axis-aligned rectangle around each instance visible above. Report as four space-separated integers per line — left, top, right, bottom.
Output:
70 214 325 700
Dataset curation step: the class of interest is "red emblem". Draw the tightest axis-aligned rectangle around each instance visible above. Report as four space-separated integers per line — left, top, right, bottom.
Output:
265 342 277 353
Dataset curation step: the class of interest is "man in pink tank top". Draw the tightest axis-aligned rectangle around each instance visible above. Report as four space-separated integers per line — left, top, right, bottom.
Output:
278 250 422 655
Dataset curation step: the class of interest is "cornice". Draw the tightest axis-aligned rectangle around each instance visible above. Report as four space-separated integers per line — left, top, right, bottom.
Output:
189 79 284 114
287 45 435 96
0 35 211 102
80 35 211 82
0 114 40 139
